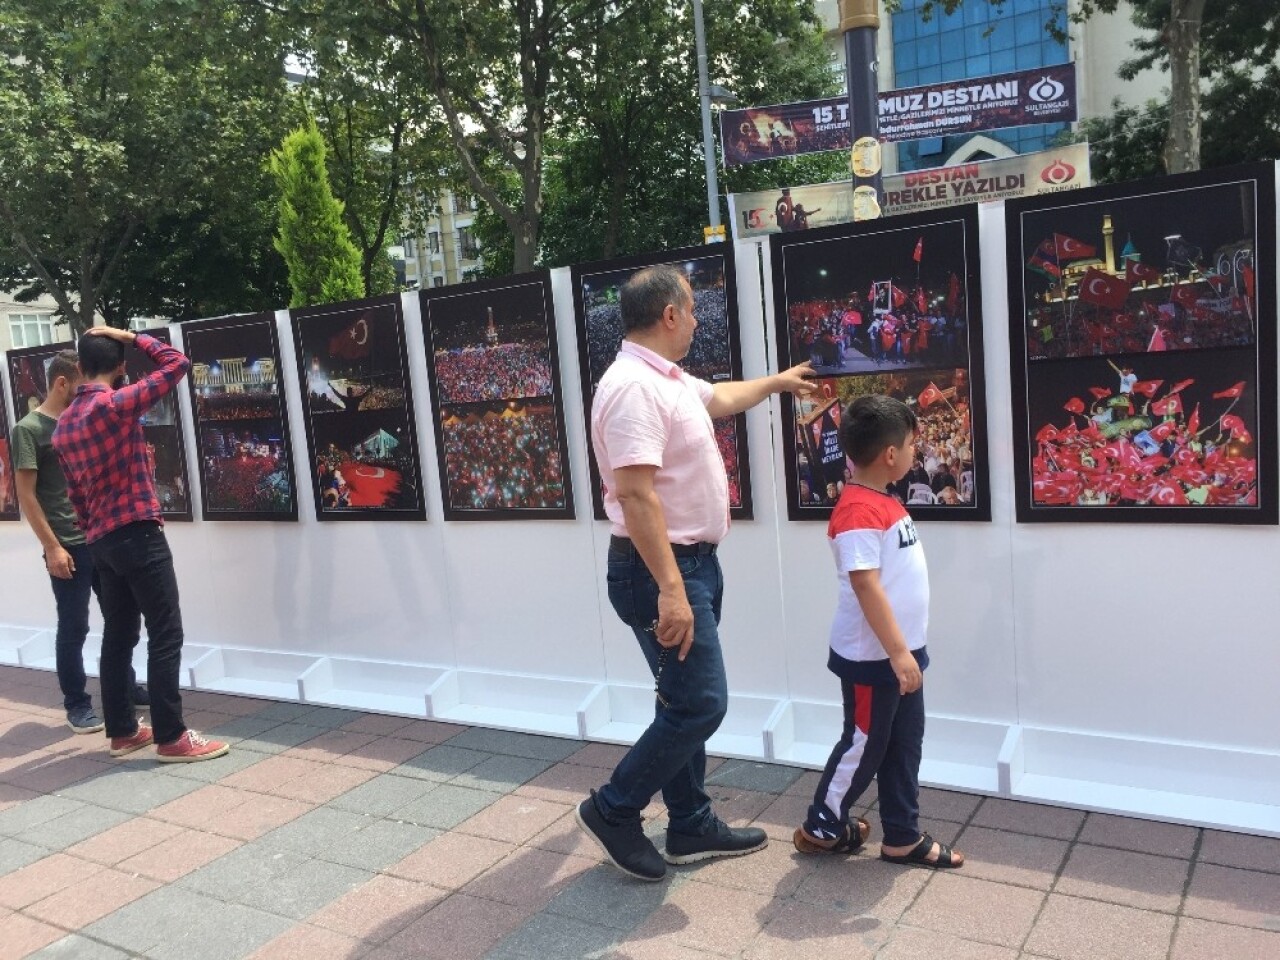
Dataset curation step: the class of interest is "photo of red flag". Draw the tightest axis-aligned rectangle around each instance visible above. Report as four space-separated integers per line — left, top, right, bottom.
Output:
1213 381 1245 399
1151 394 1183 417
946 272 960 314
1088 386 1111 399
1130 379 1163 397
1222 414 1252 443
1188 404 1201 435
891 285 907 308
1055 234 1097 260
913 236 923 263
1168 378 1195 394
1171 283 1200 308
917 382 944 410
1125 259 1161 284
1078 269 1130 309
328 313 372 361
1242 263 1255 301
1063 397 1086 415
1147 327 1167 352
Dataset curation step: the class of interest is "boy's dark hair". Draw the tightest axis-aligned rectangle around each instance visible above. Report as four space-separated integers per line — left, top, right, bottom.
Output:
46 350 81 387
78 332 126 378
840 395 918 467
620 264 689 334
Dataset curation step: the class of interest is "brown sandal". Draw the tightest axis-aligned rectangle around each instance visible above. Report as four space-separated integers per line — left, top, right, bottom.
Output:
793 816 870 855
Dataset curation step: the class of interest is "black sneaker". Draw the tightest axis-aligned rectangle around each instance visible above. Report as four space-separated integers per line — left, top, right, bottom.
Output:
574 790 666 882
66 706 105 735
664 816 768 864
132 684 150 706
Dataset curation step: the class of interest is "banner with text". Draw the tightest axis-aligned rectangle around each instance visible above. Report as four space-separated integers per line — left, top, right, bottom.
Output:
727 142 1091 240
720 62 1077 167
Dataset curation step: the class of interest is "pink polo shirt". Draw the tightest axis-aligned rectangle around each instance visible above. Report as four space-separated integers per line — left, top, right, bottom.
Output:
592 340 730 545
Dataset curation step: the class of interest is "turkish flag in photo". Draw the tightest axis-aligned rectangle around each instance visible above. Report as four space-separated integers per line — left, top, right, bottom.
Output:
917 382 945 409
1213 381 1246 399
1151 394 1183 417
1088 386 1112 400
1130 379 1163 398
1054 233 1097 260
1149 478 1189 506
1125 259 1161 284
1222 414 1253 443
1168 378 1195 394
1063 396 1086 415
1078 269 1131 309
1188 403 1201 436
328 312 373 360
1171 283 1200 308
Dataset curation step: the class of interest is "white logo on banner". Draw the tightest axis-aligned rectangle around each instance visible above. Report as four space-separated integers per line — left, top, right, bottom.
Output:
1029 76 1066 103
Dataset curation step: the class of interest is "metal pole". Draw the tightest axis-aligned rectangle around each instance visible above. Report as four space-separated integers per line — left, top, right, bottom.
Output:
839 0 883 221
692 0 721 233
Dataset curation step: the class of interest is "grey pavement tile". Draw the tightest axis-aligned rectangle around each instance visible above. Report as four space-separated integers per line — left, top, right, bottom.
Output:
179 843 310 899
234 857 372 920
444 728 582 763
544 865 677 931
0 835 49 874
0 794 84 836
393 744 491 782
294 706 365 729
251 701 319 722
232 722 330 755
28 934 132 959
486 911 622 960
58 767 205 814
259 805 371 856
706 759 803 794
323 818 439 872
86 884 290 959
20 803 132 851
202 714 285 743
156 745 263 782
392 783 503 830
328 772 438 817
453 754 556 793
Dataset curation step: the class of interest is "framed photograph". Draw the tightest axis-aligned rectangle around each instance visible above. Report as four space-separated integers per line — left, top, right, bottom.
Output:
1006 162 1278 523
7 331 194 521
770 205 991 521
291 295 427 521
0 385 18 521
419 273 575 520
570 245 752 521
183 313 298 521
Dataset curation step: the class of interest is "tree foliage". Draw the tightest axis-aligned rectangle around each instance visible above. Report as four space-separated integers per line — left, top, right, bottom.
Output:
270 121 365 307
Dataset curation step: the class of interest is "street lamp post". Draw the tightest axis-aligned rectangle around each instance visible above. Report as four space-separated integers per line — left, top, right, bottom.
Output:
692 0 724 239
839 0 883 221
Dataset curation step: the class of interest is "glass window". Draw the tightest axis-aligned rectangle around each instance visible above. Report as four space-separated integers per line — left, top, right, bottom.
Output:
990 48 1017 72
9 313 55 348
917 64 942 84
940 30 965 61
914 34 941 67
896 42 918 72
1015 12 1044 45
964 24 988 57
895 68 919 88
1015 43 1044 69
964 2 991 25
893 12 916 41
989 18 1016 50
917 137 944 157
967 54 991 75
940 59 967 81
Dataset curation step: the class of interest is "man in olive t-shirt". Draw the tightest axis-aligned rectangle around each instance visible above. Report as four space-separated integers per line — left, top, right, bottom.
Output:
11 350 145 732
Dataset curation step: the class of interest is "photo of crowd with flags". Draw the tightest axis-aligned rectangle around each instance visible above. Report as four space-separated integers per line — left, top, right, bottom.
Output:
1025 349 1260 508
792 368 979 513
426 281 557 405
439 400 569 512
1018 180 1260 361
779 218 972 376
293 298 424 518
186 316 296 519
0 388 16 519
8 350 53 415
575 250 749 515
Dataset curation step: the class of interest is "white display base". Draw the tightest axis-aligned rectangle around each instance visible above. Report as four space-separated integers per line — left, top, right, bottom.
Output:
0 626 43 666
188 647 321 700
426 670 593 739
299 658 444 717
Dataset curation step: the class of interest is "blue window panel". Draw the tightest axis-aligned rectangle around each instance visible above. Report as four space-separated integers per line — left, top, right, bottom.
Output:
967 53 992 75
1015 12 1045 45
894 68 919 88
893 12 917 42
918 137 945 156
917 63 943 84
964 2 992 25
989 18 1017 51
1016 42 1046 69
914 33 942 66
1015 0 1046 14
963 24 988 56
940 59 967 81
896 42 918 72
940 29 966 61
915 10 941 34
990 48 1017 72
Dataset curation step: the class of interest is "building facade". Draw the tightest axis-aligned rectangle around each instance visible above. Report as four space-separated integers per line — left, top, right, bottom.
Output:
400 189 484 291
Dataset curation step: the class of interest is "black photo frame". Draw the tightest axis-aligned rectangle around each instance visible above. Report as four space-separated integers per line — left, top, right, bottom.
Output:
1005 162 1278 524
291 295 427 521
183 313 299 521
419 272 575 520
770 204 991 522
0 380 18 521
570 244 753 521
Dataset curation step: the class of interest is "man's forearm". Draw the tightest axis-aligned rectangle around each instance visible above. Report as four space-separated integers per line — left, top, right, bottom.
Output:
16 489 61 553
707 374 782 418
618 489 684 594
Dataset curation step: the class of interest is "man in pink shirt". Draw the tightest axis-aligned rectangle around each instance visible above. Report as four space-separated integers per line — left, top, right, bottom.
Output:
576 264 815 881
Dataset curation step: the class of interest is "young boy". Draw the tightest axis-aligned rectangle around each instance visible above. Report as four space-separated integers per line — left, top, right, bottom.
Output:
793 395 963 869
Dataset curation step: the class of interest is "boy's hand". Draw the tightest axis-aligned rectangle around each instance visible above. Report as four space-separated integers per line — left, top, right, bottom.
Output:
890 651 922 695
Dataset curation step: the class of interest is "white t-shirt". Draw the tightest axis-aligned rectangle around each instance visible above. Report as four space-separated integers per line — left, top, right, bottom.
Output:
827 485 929 665
592 340 729 545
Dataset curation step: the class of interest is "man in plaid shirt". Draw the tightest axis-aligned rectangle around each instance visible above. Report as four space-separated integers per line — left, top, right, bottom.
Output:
54 327 228 763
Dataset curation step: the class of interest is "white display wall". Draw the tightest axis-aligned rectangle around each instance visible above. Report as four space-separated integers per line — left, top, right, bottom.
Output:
2 188 1278 837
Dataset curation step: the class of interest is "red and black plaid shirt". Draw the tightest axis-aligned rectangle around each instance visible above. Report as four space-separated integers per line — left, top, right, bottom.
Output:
53 334 191 543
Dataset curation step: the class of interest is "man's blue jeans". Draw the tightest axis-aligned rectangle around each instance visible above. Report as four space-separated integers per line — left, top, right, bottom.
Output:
49 542 94 713
597 540 728 837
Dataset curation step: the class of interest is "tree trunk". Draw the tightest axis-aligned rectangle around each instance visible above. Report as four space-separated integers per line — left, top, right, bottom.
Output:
1162 0 1206 174
602 160 629 259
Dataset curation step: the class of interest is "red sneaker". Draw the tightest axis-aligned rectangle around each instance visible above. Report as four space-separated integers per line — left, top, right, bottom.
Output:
109 723 155 757
156 730 229 763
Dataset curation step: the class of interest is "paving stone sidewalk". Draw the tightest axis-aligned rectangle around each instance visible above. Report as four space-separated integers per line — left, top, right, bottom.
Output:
0 664 1277 959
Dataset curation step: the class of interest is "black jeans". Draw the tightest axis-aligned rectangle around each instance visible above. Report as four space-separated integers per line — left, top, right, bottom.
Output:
89 522 187 744
48 542 94 713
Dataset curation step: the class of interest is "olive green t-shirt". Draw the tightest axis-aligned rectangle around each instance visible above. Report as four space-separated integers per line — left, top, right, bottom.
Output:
11 410 85 547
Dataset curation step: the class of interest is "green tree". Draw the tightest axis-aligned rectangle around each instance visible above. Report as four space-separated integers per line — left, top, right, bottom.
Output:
0 0 292 332
270 121 365 307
